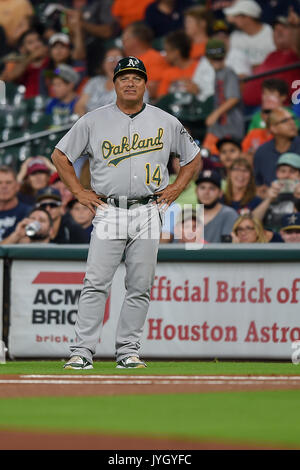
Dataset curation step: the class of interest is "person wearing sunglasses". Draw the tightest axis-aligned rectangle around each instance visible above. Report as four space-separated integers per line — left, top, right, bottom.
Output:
242 91 283 160
35 187 89 244
254 107 300 198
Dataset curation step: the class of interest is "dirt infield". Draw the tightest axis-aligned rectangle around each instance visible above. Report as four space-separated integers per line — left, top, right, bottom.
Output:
0 429 282 450
0 374 300 397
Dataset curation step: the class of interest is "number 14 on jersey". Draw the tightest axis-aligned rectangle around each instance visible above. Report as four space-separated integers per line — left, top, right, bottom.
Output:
145 163 161 186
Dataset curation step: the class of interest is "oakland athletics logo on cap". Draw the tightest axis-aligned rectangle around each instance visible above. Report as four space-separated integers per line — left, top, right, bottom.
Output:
113 56 147 82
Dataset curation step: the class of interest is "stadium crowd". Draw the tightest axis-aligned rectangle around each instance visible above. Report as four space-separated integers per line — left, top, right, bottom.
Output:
0 0 300 245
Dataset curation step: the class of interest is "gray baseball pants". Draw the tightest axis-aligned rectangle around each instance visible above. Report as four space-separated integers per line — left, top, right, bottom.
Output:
69 202 161 363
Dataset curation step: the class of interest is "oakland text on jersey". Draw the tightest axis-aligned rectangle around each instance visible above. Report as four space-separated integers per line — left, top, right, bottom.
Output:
102 127 164 167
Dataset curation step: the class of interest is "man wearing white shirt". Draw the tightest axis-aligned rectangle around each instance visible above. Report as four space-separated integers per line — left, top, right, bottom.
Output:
224 0 275 69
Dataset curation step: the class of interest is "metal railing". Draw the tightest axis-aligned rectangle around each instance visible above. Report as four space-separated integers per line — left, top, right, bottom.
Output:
241 61 300 82
0 122 73 149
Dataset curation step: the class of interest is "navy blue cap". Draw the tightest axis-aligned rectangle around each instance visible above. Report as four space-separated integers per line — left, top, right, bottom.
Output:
281 213 300 230
36 187 62 203
196 169 221 188
216 136 242 150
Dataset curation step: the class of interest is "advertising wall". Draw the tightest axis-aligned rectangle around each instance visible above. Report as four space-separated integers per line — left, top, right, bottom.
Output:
9 260 116 358
8 258 300 359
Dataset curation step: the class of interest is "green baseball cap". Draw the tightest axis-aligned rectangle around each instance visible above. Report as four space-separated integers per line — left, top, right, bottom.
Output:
205 39 226 60
277 153 300 170
113 56 147 82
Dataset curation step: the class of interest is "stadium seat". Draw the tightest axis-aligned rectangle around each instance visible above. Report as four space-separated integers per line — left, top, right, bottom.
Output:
4 83 26 106
156 93 213 140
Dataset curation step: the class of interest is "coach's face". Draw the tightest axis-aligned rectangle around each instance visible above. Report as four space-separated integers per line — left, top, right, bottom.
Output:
114 72 146 104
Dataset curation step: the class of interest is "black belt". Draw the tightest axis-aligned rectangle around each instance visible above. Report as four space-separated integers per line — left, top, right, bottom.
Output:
100 195 159 209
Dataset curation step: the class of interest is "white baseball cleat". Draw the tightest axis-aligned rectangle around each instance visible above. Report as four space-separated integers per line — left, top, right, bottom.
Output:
116 356 147 369
63 355 93 370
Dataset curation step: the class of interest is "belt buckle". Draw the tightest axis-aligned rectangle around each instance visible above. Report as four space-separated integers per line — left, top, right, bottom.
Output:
127 199 139 209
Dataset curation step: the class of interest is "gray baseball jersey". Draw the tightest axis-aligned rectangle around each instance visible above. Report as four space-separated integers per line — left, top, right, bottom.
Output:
55 103 200 199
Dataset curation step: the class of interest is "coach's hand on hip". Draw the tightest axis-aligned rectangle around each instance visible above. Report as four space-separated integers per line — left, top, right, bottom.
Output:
51 148 107 216
156 183 183 209
75 188 108 215
156 152 202 208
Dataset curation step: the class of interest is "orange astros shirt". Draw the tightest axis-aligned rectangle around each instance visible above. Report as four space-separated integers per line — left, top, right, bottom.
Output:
190 42 207 61
112 0 154 29
140 48 169 82
242 128 273 154
157 60 198 98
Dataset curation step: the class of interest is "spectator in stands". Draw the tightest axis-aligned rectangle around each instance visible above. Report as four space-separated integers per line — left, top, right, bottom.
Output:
112 0 153 30
68 198 93 241
216 137 243 189
173 209 206 244
195 169 238 242
0 166 31 242
222 157 263 215
156 31 198 98
256 0 300 25
252 153 300 232
67 0 117 76
145 0 194 39
191 19 248 104
202 39 244 155
211 18 252 78
75 47 123 115
1 29 49 98
184 6 212 61
17 157 55 206
279 213 300 243
242 88 284 160
121 22 169 100
224 0 275 69
45 64 80 123
242 16 300 108
40 32 86 96
35 187 89 244
190 54 215 104
0 0 34 49
0 207 53 245
254 107 300 194
231 214 267 243
247 78 299 134
48 172 75 211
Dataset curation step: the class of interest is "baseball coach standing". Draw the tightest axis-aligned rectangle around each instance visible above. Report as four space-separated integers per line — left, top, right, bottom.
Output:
51 56 202 370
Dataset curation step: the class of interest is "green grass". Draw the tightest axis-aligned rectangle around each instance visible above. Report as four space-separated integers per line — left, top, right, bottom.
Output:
0 360 300 375
0 391 300 447
1 360 300 447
